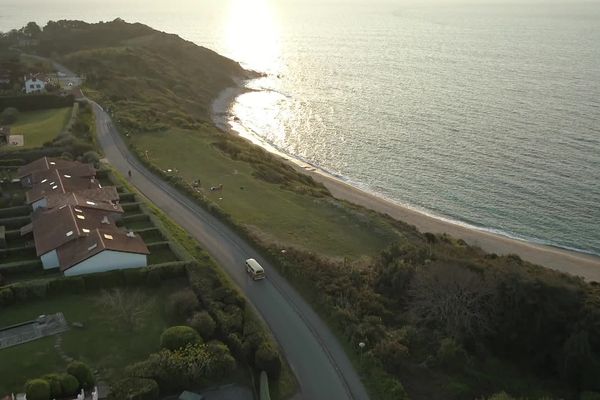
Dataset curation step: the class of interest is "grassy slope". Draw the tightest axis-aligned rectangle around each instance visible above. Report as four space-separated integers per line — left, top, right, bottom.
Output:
131 128 398 257
8 107 71 148
0 283 184 394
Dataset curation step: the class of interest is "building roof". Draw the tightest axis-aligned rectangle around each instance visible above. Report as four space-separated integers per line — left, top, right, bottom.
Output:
45 188 123 213
31 205 121 256
17 157 92 179
57 228 149 272
26 170 102 204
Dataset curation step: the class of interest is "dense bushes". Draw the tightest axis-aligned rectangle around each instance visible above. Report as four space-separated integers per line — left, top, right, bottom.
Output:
67 361 94 389
0 94 74 111
165 289 199 323
254 342 282 379
0 263 189 305
109 377 159 400
188 310 216 339
24 379 50 400
160 326 202 351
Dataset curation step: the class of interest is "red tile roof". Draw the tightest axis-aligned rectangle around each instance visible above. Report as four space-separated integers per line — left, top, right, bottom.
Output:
26 171 102 204
45 188 123 213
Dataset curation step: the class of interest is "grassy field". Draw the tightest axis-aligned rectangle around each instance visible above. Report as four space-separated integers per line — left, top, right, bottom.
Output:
131 127 399 258
0 282 185 394
9 107 71 149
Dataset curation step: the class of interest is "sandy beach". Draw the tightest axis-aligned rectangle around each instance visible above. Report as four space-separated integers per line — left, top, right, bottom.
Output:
212 85 600 282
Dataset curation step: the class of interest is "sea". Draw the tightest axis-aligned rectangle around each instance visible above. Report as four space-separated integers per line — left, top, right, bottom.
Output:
2 0 599 256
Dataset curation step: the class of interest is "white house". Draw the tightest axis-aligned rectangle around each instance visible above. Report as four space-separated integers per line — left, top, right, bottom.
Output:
24 76 45 94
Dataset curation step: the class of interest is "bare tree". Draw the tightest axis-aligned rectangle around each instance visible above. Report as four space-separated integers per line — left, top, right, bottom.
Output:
409 263 496 341
96 288 152 331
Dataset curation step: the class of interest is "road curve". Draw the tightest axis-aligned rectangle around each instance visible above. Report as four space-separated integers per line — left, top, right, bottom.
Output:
91 100 370 400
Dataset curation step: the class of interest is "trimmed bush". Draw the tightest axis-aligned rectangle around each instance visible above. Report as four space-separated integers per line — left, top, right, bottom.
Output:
188 311 216 340
67 361 95 388
58 373 79 396
82 269 124 290
0 259 43 276
254 342 282 380
160 325 202 351
25 378 51 400
47 276 85 296
42 374 63 398
123 267 149 285
10 280 48 301
109 377 159 400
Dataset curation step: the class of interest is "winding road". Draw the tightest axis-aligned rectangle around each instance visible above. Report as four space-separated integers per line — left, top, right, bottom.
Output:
91 100 370 400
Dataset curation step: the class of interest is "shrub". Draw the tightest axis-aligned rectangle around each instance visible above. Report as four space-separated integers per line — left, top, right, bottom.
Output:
254 342 282 379
58 373 79 396
67 361 95 388
109 377 159 400
487 392 516 400
188 311 216 340
165 289 199 323
1 107 19 124
206 340 237 379
146 269 162 287
581 392 600 400
82 151 100 164
0 287 13 305
437 338 468 370
160 326 202 351
25 378 51 400
42 374 63 398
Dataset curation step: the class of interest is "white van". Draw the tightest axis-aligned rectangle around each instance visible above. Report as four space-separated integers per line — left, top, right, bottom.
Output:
245 258 265 280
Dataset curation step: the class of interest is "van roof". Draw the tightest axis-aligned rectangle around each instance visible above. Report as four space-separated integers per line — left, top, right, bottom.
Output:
246 258 264 272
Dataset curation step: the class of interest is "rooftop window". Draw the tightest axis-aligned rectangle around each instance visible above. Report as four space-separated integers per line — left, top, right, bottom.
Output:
76 215 85 220
66 231 74 237
82 228 90 233
87 243 98 251
86 201 96 205
103 234 113 240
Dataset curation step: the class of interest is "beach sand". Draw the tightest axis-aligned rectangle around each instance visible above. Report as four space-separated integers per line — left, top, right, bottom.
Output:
212 85 600 282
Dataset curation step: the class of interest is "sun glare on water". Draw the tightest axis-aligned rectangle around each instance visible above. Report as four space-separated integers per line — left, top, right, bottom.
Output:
224 0 281 74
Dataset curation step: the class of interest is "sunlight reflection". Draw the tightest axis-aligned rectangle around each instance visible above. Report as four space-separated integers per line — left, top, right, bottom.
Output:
225 0 281 74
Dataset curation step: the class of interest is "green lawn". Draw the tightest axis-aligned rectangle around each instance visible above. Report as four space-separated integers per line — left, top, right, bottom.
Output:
8 107 71 149
131 128 398 258
0 282 185 394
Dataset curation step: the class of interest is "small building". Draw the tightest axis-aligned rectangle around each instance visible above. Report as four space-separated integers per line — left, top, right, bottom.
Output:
30 204 123 269
24 76 45 94
59 228 149 277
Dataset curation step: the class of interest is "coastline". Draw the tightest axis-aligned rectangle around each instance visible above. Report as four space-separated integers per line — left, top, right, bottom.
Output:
211 83 600 282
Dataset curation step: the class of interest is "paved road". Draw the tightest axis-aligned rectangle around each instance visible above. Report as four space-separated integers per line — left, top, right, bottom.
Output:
91 101 370 400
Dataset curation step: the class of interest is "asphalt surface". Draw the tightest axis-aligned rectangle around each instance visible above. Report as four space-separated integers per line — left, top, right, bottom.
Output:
91 101 370 400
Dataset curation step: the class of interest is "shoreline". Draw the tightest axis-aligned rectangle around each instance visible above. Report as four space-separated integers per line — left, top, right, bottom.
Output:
211 83 600 282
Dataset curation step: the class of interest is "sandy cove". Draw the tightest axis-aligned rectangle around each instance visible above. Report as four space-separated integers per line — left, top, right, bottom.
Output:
212 85 600 282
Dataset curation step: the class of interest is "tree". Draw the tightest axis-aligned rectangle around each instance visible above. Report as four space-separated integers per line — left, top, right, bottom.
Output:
1 107 19 124
160 326 202 351
25 379 51 400
96 288 151 330
22 22 42 38
437 338 468 370
82 150 100 165
254 342 282 379
67 361 95 389
409 263 496 341
188 311 216 340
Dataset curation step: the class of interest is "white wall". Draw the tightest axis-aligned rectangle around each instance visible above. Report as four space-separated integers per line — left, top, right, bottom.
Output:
63 250 147 277
25 79 45 94
32 197 47 211
41 250 59 269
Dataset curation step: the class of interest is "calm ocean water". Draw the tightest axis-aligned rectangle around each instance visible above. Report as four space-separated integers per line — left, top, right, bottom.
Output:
2 0 599 255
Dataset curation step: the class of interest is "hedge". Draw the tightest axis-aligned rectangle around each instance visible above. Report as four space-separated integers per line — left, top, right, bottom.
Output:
0 244 37 260
0 259 43 277
0 159 25 167
0 205 31 218
25 378 51 400
0 215 31 229
67 361 95 389
0 94 74 111
119 192 137 203
1 263 190 304
160 326 202 351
